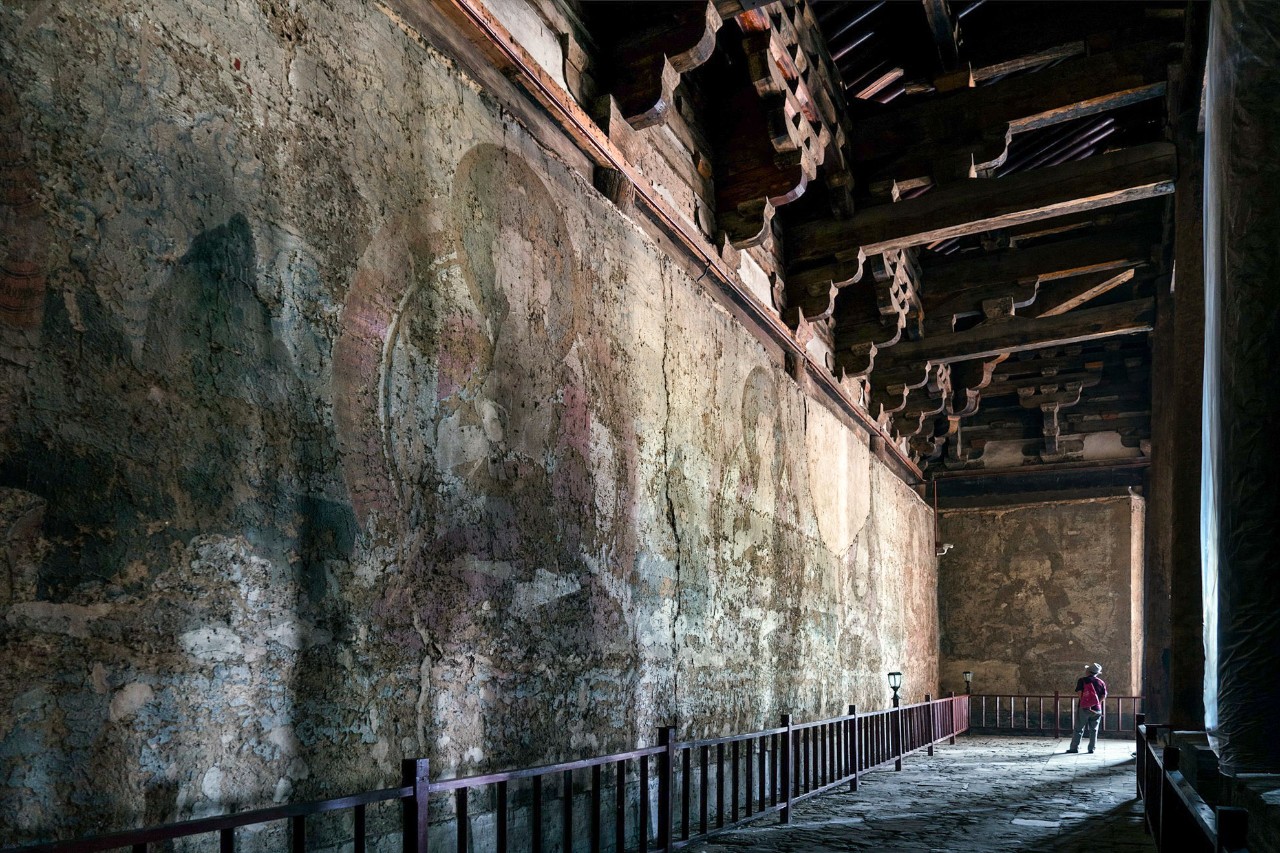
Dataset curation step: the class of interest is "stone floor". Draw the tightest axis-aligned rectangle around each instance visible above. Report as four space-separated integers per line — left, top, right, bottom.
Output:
687 735 1151 852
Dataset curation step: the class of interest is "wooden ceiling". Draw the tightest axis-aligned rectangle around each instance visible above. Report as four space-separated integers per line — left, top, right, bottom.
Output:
565 0 1195 479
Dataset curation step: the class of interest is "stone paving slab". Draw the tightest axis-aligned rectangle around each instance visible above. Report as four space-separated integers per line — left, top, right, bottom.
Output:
687 736 1151 852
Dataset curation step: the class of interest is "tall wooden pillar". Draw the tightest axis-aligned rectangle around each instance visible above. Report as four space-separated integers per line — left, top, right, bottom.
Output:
1204 0 1280 775
1167 9 1208 732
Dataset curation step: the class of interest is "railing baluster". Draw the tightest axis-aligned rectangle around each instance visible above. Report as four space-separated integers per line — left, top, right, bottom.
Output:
926 695 935 756
134 845 147 853
745 737 754 817
752 732 762 814
658 728 674 852
533 774 544 853
849 705 859 790
681 747 691 840
562 770 574 853
456 788 468 852
731 740 740 822
589 766 601 853
291 815 305 853
715 743 725 828
640 754 651 849
770 733 778 807
353 804 365 853
700 745 710 834
219 827 234 853
615 761 627 853
498 779 509 853
779 714 793 824
402 758 430 853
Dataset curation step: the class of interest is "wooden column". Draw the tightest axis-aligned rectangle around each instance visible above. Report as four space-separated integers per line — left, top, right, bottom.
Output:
1167 100 1206 731
1205 0 1280 775
1143 271 1175 723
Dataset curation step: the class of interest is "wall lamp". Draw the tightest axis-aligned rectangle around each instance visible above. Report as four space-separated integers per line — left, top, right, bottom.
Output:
963 670 973 695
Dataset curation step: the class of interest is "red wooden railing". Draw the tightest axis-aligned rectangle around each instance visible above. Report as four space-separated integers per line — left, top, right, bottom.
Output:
1136 715 1249 852
967 693 1143 738
6 694 969 853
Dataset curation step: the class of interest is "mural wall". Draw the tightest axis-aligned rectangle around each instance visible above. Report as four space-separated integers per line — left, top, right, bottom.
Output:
937 495 1145 698
0 0 936 843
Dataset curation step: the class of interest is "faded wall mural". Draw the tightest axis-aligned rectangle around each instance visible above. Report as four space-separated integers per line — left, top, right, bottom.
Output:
937 495 1145 698
0 0 937 844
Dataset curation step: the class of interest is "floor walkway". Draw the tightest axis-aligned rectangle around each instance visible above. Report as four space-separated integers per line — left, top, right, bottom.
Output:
687 735 1150 852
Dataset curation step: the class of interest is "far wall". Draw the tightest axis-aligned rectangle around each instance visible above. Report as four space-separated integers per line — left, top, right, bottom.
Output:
937 494 1144 698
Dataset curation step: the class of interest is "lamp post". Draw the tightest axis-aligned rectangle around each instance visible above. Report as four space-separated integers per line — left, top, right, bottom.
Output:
963 671 973 695
888 671 903 708
888 671 904 771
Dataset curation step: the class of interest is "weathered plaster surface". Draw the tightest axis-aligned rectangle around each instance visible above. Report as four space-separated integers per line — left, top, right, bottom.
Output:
937 495 1144 698
0 0 936 843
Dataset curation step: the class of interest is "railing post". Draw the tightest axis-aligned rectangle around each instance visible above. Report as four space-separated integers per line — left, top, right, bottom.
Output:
892 694 903 771
1160 746 1181 845
925 694 935 756
1053 691 1061 740
1216 806 1249 852
401 758 430 853
1135 713 1146 799
947 692 957 744
848 704 859 792
658 726 674 852
779 714 793 824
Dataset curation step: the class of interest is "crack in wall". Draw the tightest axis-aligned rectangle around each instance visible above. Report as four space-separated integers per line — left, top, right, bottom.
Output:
661 260 682 727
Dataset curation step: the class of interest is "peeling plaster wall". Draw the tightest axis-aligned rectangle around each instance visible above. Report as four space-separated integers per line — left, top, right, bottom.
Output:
0 0 936 844
937 495 1144 698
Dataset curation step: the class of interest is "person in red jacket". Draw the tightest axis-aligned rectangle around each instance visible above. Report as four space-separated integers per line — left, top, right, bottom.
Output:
1066 663 1108 754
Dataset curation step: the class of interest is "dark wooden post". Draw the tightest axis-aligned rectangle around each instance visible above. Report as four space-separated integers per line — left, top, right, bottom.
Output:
779 714 793 824
947 692 957 744
657 726 674 851
1053 691 1061 740
925 694 935 756
848 704 859 792
1135 713 1146 799
892 693 903 771
1160 746 1181 846
1216 806 1249 852
401 758 430 853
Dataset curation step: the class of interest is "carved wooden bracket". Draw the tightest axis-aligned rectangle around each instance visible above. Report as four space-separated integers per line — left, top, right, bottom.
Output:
597 2 724 130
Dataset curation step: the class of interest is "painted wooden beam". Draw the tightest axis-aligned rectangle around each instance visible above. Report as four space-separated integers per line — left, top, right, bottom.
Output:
875 298 1154 365
1030 268 1136 317
787 142 1175 264
849 39 1173 160
920 229 1154 292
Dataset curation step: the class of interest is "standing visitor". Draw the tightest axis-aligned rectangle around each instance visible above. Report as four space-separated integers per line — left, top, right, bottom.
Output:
1066 663 1108 754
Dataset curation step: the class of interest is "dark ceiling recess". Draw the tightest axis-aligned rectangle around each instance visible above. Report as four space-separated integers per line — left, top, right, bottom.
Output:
760 0 1192 478
569 0 1197 481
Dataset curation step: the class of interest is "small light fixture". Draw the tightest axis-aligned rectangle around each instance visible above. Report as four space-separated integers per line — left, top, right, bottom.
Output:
887 671 903 702
963 671 973 695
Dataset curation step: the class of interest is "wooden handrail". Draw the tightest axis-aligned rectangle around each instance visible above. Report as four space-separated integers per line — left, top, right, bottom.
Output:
966 693 1144 738
1136 721 1251 853
5 696 970 853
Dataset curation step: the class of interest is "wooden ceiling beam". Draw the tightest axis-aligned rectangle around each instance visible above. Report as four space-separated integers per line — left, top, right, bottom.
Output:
874 297 1154 366
849 39 1173 160
787 141 1175 264
971 41 1087 83
1029 268 1135 317
922 0 962 71
919 229 1155 292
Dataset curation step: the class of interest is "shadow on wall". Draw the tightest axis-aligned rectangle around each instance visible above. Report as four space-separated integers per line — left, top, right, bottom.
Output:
0 206 362 839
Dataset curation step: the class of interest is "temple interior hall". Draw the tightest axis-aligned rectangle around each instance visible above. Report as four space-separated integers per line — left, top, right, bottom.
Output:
1 0 1277 850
